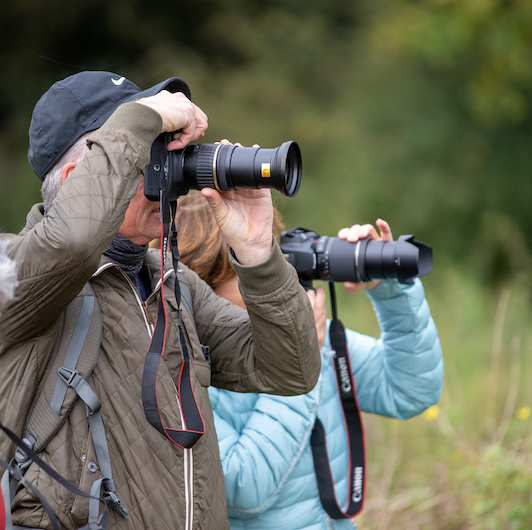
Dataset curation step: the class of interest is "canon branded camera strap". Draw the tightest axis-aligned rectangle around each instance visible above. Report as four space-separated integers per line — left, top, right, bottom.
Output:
310 282 366 519
142 191 205 448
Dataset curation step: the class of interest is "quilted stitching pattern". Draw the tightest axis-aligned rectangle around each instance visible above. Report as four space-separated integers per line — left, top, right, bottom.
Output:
209 279 442 530
11 255 318 530
13 265 230 530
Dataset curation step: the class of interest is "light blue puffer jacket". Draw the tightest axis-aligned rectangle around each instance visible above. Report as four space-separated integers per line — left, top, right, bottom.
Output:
208 278 443 530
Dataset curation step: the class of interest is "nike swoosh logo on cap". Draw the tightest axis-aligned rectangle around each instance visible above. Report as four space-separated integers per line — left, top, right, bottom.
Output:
111 77 126 86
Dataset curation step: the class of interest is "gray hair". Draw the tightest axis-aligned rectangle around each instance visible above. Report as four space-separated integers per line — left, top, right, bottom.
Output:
0 239 17 313
41 134 90 209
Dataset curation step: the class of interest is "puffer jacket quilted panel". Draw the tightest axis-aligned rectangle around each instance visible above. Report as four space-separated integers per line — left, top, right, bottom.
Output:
209 278 443 530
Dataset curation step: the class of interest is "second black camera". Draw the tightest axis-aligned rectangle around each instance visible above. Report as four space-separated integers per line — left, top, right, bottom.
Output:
280 227 433 287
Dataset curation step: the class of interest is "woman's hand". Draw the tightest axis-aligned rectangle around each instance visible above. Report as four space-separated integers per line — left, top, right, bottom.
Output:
307 286 327 349
339 219 393 294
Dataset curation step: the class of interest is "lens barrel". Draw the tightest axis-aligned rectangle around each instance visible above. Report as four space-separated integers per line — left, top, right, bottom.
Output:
167 141 302 198
319 235 432 284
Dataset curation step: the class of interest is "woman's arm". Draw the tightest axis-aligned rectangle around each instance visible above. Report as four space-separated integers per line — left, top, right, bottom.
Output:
337 278 443 420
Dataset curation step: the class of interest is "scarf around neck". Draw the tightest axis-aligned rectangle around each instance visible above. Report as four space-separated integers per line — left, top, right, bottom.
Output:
104 234 148 278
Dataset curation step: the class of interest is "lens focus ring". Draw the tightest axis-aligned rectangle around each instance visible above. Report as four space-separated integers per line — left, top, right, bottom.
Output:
195 144 218 189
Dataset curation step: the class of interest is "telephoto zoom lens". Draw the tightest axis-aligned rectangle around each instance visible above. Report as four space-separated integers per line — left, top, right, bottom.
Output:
167 141 302 198
280 228 433 286
320 235 433 284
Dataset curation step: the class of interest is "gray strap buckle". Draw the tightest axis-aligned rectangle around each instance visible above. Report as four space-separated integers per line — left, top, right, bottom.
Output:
57 367 101 415
14 434 36 470
58 366 80 387
102 479 129 518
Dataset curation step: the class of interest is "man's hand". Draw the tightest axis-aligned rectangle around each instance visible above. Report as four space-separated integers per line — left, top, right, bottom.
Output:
136 90 208 150
339 219 393 293
200 139 274 267
201 188 274 266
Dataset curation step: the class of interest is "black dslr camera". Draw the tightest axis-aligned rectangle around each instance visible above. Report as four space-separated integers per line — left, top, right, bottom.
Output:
144 133 302 201
280 227 433 289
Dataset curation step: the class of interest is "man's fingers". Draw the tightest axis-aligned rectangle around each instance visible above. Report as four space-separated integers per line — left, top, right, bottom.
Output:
136 91 208 150
338 225 359 239
169 107 208 150
200 188 222 210
356 224 379 241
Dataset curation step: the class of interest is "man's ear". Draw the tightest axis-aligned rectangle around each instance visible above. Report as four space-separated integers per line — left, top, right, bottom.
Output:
61 162 77 185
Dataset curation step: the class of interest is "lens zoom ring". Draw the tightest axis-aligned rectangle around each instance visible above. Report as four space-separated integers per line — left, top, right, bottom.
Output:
195 145 217 188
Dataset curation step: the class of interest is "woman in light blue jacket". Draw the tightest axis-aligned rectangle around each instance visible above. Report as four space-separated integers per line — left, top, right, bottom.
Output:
174 192 443 530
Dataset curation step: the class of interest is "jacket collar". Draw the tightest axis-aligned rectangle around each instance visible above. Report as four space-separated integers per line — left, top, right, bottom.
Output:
23 204 175 296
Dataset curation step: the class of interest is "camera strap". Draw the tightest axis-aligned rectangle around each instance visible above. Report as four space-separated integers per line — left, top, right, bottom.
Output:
310 282 366 519
141 190 205 448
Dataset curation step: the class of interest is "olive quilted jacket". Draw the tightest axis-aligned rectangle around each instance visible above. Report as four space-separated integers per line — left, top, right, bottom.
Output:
0 103 320 530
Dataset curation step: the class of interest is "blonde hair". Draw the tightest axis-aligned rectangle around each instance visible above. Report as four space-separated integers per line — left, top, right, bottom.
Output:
173 191 284 289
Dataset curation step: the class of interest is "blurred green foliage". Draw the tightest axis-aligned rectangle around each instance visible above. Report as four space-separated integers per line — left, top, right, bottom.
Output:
347 269 532 529
1 0 532 290
2 2 532 527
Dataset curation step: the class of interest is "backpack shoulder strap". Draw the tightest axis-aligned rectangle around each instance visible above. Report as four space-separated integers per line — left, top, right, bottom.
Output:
2 282 129 528
24 282 103 452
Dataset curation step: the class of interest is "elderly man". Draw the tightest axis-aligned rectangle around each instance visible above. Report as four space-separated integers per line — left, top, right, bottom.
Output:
0 71 320 530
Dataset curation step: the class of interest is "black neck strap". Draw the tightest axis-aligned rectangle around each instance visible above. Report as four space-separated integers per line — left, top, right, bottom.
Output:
310 282 366 519
141 190 205 448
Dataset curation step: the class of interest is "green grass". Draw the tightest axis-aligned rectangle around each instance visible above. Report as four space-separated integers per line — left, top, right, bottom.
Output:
333 267 532 529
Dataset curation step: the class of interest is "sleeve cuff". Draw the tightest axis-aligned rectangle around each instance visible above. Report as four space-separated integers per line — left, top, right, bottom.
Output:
367 278 420 300
228 238 293 296
100 102 163 150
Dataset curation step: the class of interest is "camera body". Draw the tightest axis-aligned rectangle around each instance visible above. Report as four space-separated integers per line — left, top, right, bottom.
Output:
280 227 433 289
144 133 302 201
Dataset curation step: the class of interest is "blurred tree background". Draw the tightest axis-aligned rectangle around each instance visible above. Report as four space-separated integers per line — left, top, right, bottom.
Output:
2 0 532 527
2 0 532 289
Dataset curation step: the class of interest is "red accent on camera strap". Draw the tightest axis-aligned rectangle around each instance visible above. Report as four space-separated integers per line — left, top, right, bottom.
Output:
310 282 366 519
141 192 205 448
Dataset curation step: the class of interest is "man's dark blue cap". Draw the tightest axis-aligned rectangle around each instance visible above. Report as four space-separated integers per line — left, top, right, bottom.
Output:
28 71 191 181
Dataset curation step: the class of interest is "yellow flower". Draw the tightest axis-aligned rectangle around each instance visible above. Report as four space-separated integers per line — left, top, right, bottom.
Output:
516 406 531 421
423 404 440 422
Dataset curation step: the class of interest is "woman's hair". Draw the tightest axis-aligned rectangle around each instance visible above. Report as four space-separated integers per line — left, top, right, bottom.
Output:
173 191 284 289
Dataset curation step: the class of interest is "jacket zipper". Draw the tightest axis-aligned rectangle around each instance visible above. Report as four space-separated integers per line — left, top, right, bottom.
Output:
93 264 195 529
142 300 155 333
